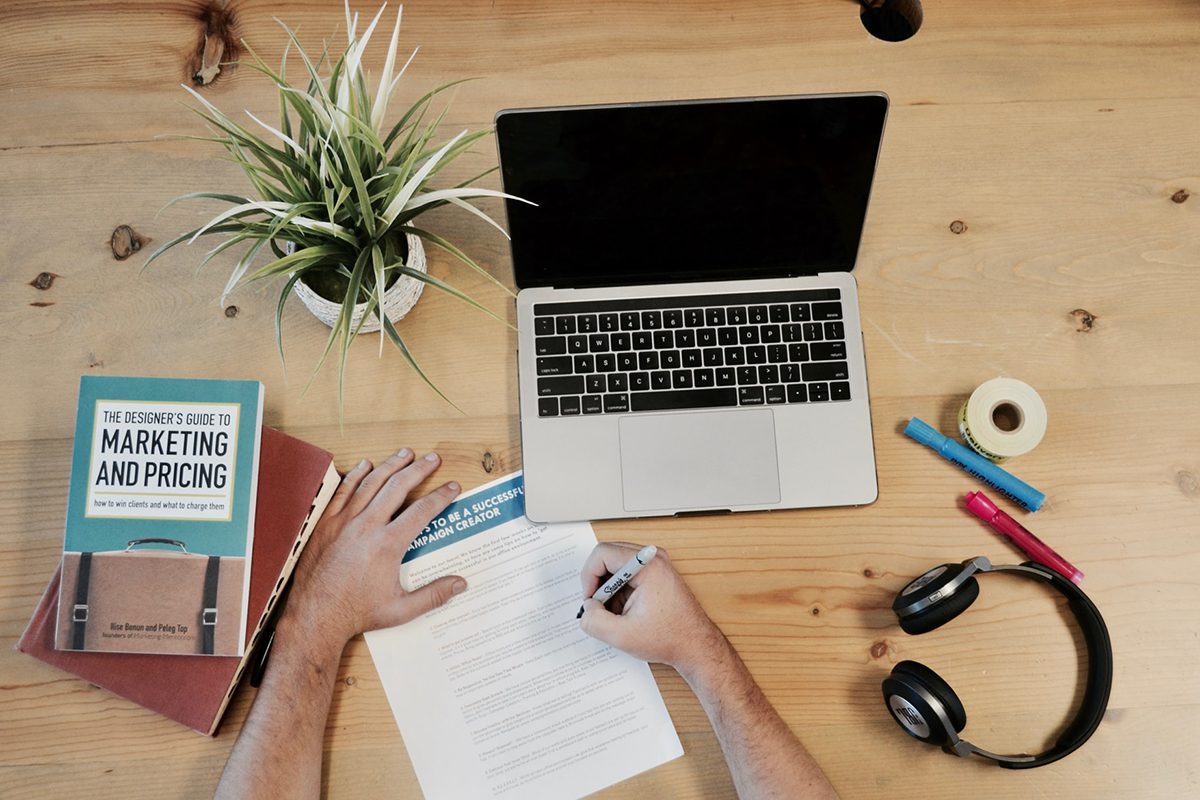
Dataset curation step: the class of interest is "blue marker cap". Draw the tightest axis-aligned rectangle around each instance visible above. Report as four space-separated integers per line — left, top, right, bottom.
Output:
904 417 1046 512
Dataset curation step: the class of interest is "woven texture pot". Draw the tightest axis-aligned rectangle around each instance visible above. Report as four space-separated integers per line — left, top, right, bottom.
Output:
288 232 426 333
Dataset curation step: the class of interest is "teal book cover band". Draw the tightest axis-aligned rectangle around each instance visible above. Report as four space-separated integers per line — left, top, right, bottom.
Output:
55 376 264 657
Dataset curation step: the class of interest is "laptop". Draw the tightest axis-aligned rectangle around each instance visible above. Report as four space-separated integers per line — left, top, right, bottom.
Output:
496 92 888 522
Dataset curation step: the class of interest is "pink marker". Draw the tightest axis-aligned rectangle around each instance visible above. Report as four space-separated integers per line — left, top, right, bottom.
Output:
963 491 1084 584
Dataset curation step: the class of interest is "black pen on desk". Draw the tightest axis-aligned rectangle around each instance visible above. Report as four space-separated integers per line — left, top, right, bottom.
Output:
577 545 657 619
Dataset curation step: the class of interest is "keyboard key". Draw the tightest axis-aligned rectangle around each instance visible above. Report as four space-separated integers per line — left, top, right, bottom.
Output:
536 336 566 355
718 327 738 345
716 367 736 386
608 373 628 392
596 354 616 372
555 316 576 335
538 397 559 416
620 312 640 330
537 356 572 375
737 366 757 385
578 314 598 333
611 332 631 351
824 321 846 340
672 369 694 389
684 309 704 326
632 331 654 350
787 384 808 403
748 306 768 324
761 324 781 343
534 317 554 335
617 353 637 371
703 348 724 367
746 346 767 364
574 354 595 373
604 393 630 412
802 361 849 382
812 302 843 320
758 365 779 384
641 310 662 329
725 347 746 365
630 371 650 391
782 363 801 382
767 344 788 363
810 341 847 361
739 326 759 345
809 382 830 402
697 327 717 347
631 388 737 412
766 384 787 404
727 307 747 325
769 304 790 323
599 313 619 332
675 329 696 348
586 374 606 393
802 323 823 341
694 368 715 387
661 350 681 369
682 349 702 368
664 309 684 328
538 376 585 396
831 381 851 401
706 308 726 326
568 335 588 354
582 394 603 414
589 333 610 352
788 343 810 362
560 396 581 415
651 371 671 389
654 330 674 349
783 324 804 342
739 386 765 405
638 351 660 371
790 303 811 322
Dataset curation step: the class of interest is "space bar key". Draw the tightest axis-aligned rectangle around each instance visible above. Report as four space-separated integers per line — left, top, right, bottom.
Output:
630 388 738 412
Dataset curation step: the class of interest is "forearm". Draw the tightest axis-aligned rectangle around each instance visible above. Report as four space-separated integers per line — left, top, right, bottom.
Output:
215 608 347 800
680 636 838 800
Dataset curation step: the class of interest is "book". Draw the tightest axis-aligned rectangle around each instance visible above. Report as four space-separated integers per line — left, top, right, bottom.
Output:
17 426 341 734
56 375 265 656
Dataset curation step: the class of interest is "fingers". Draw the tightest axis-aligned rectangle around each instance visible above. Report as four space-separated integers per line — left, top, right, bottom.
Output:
344 448 417 518
394 575 468 624
388 480 461 542
579 541 646 597
326 459 373 517
578 598 630 649
364 452 449 524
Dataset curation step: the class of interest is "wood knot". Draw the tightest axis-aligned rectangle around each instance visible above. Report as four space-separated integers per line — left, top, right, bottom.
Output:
87 352 105 369
1071 308 1097 332
870 640 890 659
1171 189 1190 204
344 676 357 687
810 606 821 616
30 301 55 308
482 451 495 473
224 305 239 318
189 3 240 86
110 225 150 260
30 271 58 290
1177 470 1199 498
948 219 967 234
863 567 876 579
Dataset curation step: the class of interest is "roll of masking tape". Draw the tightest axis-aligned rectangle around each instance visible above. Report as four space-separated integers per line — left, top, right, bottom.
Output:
957 378 1047 463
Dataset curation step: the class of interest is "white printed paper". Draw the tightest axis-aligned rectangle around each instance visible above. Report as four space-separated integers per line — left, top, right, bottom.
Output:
365 472 683 799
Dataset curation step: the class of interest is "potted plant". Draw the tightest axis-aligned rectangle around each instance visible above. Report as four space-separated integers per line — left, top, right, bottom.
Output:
146 3 527 407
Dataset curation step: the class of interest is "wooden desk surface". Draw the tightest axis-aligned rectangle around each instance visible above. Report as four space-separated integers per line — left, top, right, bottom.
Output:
2 1 1198 797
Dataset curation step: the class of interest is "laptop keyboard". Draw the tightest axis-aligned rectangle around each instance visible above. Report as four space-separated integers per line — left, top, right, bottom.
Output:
532 289 852 417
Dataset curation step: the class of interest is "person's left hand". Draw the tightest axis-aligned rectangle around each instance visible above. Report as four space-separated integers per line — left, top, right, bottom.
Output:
283 448 467 648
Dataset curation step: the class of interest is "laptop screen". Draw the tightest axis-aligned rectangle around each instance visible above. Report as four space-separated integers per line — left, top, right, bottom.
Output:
496 93 888 290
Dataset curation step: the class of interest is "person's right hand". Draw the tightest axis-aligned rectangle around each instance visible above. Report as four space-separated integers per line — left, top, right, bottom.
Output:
577 541 730 678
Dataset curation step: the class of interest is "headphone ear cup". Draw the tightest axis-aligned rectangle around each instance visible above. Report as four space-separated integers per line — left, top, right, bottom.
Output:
891 661 967 733
882 663 954 746
898 575 979 635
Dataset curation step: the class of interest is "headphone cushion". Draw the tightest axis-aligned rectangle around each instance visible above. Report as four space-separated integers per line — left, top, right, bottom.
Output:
898 575 979 635
891 660 967 732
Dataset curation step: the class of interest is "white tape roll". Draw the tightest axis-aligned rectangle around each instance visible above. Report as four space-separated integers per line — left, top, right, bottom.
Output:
957 378 1047 463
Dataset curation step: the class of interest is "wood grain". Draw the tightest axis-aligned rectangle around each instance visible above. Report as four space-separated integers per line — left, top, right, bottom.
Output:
2 1 1198 798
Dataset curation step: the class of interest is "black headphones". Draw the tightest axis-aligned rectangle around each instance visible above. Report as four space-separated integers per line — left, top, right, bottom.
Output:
882 556 1113 768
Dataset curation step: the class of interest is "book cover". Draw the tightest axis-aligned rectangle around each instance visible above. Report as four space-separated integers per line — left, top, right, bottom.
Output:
55 375 264 657
18 426 341 734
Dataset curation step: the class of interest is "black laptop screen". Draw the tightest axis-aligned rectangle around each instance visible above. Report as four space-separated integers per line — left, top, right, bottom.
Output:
496 93 888 290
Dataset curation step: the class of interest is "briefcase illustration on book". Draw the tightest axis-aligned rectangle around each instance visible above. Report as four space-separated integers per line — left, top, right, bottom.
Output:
56 539 245 656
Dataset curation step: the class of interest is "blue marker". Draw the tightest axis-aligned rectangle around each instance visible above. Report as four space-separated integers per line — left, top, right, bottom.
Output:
904 417 1046 511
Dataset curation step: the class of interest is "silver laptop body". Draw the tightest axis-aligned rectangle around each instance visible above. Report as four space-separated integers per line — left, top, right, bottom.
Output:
498 93 886 522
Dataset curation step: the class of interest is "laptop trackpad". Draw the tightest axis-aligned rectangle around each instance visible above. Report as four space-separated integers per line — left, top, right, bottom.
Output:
619 410 781 513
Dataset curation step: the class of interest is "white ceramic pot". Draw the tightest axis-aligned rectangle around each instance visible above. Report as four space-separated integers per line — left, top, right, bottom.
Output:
287 232 427 333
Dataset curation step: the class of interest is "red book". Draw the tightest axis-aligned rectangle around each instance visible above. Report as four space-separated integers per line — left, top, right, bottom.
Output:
16 426 340 735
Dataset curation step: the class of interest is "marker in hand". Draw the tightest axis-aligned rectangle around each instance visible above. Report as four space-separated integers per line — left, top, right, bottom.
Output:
577 545 657 619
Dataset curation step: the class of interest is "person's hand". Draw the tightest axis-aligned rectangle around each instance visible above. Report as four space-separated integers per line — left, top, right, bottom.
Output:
283 449 467 648
577 541 730 679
